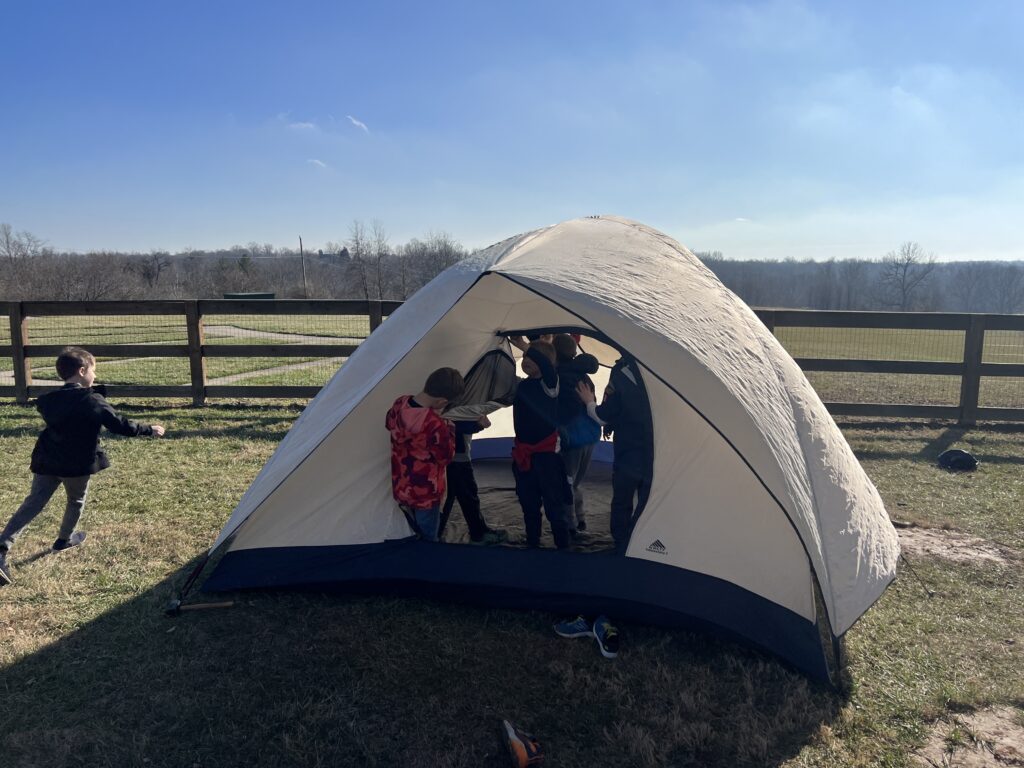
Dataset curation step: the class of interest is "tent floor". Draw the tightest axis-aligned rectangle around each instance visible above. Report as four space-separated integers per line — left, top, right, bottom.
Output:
439 458 617 553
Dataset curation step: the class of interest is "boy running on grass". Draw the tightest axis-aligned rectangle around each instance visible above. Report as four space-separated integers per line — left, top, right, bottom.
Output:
0 347 165 586
385 367 465 542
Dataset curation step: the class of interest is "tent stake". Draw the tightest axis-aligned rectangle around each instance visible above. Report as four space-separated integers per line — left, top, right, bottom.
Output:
899 552 935 598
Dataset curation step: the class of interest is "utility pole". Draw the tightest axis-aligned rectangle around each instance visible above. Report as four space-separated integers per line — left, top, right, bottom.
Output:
299 236 309 299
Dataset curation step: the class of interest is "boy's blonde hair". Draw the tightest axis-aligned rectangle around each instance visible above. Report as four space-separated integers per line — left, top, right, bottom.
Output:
56 347 95 381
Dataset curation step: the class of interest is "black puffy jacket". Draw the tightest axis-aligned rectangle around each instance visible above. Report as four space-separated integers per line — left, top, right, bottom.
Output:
556 353 599 426
29 384 153 477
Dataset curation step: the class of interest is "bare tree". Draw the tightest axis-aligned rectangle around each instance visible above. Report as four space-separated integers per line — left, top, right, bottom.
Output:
951 262 990 312
990 264 1024 314
347 220 372 301
0 223 46 261
808 259 838 309
837 259 870 310
130 250 171 288
424 231 465 273
371 220 390 300
879 242 936 311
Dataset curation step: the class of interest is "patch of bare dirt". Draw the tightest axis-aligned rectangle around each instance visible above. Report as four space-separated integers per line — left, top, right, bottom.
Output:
915 706 1024 767
895 523 1018 567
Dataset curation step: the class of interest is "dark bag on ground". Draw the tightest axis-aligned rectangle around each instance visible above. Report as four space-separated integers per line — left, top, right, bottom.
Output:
937 449 978 472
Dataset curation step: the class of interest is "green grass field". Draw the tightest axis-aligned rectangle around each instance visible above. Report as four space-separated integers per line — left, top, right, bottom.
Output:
0 401 1021 767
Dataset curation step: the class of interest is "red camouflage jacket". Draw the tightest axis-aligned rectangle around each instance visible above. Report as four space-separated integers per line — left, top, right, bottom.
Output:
385 395 455 508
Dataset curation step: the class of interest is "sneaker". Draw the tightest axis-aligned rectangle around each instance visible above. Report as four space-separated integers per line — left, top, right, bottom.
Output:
471 528 509 546
553 615 592 638
0 553 11 586
51 531 87 552
593 615 620 659
502 720 544 767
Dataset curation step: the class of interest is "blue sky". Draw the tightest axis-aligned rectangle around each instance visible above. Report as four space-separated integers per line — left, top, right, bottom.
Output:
1 1 1022 260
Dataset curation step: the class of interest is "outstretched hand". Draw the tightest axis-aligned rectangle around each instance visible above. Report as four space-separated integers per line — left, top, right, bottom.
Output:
151 425 166 437
576 380 596 404
506 335 529 352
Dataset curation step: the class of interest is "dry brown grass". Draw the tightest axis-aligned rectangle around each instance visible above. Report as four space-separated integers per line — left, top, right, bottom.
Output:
0 403 1021 767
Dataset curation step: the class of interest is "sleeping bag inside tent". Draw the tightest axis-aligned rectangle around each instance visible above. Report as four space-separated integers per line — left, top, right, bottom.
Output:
203 215 900 683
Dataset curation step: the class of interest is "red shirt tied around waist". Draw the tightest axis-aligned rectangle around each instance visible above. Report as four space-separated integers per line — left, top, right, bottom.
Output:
507 337 572 550
511 432 559 472
385 367 465 542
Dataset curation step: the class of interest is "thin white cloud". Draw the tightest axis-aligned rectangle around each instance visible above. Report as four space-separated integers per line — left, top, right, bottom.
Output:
347 115 370 133
288 121 317 131
307 159 328 169
734 217 752 223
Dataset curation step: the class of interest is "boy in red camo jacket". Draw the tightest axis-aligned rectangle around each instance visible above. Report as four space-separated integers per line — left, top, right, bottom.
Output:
385 367 465 541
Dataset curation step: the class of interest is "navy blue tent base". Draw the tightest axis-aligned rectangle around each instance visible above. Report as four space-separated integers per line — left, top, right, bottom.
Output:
204 539 832 682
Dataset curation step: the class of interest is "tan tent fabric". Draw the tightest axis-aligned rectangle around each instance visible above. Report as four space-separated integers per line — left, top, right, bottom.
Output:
211 216 899 637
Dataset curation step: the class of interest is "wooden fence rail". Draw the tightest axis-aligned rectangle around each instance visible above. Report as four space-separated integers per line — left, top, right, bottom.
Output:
2 300 1023 425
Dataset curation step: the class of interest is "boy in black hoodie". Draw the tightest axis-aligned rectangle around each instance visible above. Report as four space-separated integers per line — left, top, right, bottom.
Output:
576 356 653 554
507 337 572 549
0 348 165 586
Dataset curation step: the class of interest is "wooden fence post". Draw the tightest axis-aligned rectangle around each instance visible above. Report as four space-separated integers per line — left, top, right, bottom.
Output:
368 300 383 333
958 315 985 427
9 303 31 405
184 301 207 406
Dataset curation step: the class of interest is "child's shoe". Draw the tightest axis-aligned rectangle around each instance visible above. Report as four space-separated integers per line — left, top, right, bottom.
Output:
0 552 11 586
502 720 544 766
51 531 87 552
593 615 620 659
471 528 508 546
553 615 592 638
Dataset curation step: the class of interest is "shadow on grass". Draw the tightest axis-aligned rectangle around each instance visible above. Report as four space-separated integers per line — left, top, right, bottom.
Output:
0 560 846 768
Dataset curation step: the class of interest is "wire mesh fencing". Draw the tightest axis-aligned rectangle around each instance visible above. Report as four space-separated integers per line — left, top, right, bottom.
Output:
980 330 1024 408
3 303 1024 420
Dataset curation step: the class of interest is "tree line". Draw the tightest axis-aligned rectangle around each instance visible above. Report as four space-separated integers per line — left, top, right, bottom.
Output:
0 221 466 303
1 222 1022 313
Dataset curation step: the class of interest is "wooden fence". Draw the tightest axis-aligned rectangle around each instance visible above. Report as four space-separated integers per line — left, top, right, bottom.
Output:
2 300 1024 425
1 300 399 405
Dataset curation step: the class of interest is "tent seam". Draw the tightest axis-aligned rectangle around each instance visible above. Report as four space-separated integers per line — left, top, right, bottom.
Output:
735 303 838 636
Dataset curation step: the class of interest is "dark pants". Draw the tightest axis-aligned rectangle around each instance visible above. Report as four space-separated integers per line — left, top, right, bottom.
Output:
561 443 595 530
611 468 652 553
0 473 90 554
440 461 488 541
514 452 572 549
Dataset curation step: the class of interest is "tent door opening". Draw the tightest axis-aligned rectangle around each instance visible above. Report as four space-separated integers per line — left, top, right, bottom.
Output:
439 329 654 554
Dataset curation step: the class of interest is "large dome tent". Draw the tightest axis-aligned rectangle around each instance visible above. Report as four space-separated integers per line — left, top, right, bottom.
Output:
201 215 900 683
